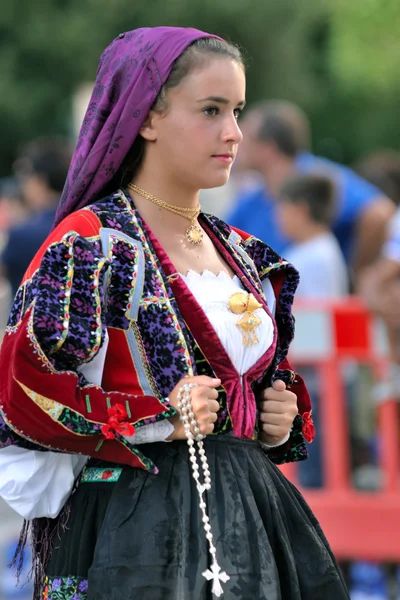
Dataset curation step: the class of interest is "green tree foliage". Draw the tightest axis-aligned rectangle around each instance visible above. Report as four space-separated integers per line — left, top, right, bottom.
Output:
0 0 398 176
330 0 400 94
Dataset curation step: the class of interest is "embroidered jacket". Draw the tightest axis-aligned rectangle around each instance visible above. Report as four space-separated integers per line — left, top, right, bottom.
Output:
0 190 314 473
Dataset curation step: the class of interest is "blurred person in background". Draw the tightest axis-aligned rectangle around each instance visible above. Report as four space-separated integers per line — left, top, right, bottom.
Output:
358 150 400 375
354 150 400 208
276 173 348 487
276 173 348 299
0 177 24 337
0 138 71 298
0 177 25 252
350 150 400 600
227 101 395 286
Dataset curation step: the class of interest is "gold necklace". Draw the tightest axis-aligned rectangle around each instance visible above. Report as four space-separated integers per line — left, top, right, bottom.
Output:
228 291 263 346
127 183 203 246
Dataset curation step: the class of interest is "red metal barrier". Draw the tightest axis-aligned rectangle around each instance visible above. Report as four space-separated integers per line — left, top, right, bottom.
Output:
281 297 400 561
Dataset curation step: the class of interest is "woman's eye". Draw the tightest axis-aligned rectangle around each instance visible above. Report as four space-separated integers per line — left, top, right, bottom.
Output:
234 108 242 120
203 106 219 117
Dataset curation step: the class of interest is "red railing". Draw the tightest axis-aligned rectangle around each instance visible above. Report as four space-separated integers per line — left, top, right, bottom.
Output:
280 298 400 561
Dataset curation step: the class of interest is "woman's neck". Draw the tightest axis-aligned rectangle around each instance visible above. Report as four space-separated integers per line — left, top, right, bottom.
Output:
131 168 200 209
127 172 201 236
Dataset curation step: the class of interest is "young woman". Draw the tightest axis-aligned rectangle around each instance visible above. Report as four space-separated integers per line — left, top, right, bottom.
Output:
0 26 349 600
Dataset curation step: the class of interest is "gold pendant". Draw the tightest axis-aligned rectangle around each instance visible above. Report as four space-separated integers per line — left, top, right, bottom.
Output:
236 311 262 346
186 223 203 246
228 291 263 347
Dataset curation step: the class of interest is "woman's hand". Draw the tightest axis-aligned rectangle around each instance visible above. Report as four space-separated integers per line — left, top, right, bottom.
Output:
259 379 298 446
167 376 221 440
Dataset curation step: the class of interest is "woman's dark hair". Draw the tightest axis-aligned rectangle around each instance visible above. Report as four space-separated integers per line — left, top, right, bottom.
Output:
118 37 244 188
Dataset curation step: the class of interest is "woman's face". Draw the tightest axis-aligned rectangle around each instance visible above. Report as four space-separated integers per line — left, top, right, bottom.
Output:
141 57 246 191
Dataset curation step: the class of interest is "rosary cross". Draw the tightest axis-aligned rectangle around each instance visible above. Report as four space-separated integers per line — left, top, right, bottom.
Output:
202 562 230 597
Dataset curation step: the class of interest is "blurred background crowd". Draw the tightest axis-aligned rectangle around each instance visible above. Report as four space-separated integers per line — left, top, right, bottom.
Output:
1 1 400 598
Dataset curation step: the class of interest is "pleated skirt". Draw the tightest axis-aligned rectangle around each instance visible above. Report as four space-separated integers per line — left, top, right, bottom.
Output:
44 436 350 599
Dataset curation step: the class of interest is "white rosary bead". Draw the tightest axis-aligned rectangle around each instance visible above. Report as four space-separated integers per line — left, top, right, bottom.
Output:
177 382 229 597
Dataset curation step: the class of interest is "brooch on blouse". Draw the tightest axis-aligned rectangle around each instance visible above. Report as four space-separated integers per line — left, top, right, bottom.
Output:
228 291 263 347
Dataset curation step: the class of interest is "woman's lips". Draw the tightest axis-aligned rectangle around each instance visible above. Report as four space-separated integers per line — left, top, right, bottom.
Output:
212 154 234 163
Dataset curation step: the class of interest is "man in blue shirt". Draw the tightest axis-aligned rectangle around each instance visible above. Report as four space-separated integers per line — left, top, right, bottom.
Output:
227 101 395 280
1 139 71 297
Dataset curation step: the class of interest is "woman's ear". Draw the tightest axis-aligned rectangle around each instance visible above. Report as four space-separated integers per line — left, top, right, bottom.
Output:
140 111 158 142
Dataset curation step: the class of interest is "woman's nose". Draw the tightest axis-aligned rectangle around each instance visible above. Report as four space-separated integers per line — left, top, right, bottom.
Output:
222 115 243 144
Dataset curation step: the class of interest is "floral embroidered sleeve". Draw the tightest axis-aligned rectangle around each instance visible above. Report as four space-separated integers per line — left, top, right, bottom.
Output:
0 221 176 473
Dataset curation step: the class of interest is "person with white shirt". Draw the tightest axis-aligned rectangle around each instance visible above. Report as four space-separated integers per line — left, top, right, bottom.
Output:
276 173 349 488
277 173 349 299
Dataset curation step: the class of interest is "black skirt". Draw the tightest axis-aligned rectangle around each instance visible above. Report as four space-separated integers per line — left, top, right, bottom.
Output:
44 436 350 600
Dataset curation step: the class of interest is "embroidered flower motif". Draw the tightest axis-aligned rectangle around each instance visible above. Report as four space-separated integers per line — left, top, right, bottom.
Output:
52 578 62 591
79 580 89 593
301 411 316 443
101 469 114 480
101 404 135 439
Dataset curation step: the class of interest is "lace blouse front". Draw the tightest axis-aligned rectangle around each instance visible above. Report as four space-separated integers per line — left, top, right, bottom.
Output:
181 270 275 375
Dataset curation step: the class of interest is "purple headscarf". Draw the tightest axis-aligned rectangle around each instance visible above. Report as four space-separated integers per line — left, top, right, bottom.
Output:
54 26 219 227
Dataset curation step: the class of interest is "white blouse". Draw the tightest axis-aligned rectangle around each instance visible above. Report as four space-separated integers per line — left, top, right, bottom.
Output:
182 270 275 376
0 274 279 519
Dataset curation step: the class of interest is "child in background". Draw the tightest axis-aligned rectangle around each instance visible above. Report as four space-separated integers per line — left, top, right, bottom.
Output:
277 173 349 298
276 173 349 488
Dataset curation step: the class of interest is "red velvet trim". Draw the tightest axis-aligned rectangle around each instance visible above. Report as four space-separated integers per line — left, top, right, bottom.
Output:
268 271 285 315
230 226 285 315
204 221 269 311
142 216 278 437
102 328 143 394
23 210 102 283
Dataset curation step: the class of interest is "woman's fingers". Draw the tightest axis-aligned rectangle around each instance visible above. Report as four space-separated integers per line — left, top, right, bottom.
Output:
259 412 292 426
261 422 288 439
209 412 218 424
272 379 286 392
205 387 219 401
187 375 221 388
260 400 287 414
169 377 221 439
207 399 221 414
